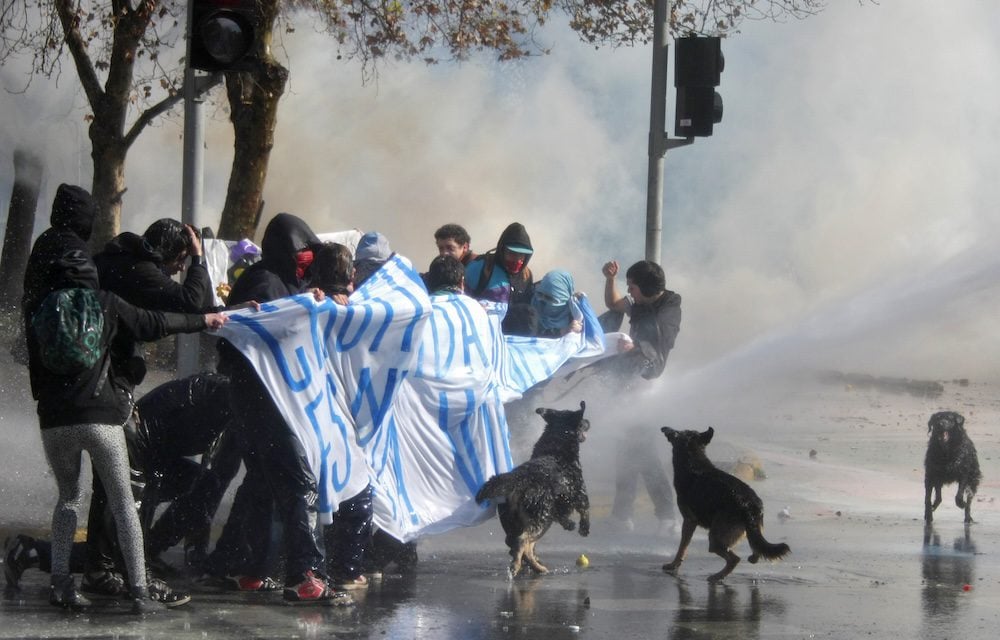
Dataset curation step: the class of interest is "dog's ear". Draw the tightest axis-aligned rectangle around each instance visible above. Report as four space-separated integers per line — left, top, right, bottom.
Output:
954 412 965 428
579 400 586 414
661 426 677 441
700 427 715 444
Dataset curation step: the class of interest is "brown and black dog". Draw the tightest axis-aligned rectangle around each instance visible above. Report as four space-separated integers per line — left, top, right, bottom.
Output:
924 411 981 524
476 402 590 577
660 427 790 581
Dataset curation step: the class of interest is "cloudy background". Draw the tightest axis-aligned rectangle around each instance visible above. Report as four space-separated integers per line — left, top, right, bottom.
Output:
3 0 999 385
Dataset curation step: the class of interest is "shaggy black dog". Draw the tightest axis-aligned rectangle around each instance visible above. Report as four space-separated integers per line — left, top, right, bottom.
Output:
475 401 590 577
660 427 790 581
924 411 981 524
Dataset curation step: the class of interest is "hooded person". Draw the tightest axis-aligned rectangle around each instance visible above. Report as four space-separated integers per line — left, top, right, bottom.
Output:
531 269 584 338
352 231 393 287
84 219 216 587
464 222 537 335
95 218 213 314
210 213 351 605
21 183 228 613
21 184 101 385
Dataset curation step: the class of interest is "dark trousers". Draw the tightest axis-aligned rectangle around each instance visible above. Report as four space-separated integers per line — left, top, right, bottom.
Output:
323 485 374 580
145 431 243 558
217 359 325 585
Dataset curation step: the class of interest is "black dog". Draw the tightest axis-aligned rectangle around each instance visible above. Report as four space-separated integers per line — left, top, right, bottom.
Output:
924 411 981 524
660 427 790 581
475 401 590 577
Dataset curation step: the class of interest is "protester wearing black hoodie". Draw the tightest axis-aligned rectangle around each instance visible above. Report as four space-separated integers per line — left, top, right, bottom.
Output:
83 219 214 590
95 218 213 312
21 184 227 613
210 213 347 605
463 222 537 335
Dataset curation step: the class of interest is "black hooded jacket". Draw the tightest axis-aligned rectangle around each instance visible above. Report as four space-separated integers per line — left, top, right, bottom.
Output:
226 213 320 306
21 184 99 319
94 226 214 386
218 213 320 372
21 184 209 427
467 222 535 305
95 231 213 313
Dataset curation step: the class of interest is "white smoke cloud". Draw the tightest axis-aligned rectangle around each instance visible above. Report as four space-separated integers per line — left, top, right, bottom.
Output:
3 0 999 380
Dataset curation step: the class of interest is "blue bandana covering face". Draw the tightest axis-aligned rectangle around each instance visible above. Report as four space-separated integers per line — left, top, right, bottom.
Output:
532 270 575 332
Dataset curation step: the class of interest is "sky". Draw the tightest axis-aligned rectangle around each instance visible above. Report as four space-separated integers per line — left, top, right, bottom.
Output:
2 0 999 383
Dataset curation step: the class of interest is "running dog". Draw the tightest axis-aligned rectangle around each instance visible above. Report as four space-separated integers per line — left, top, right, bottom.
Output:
476 401 590 577
924 411 981 524
660 427 790 581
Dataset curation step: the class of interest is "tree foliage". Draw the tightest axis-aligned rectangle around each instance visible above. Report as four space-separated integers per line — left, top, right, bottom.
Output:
1 0 831 243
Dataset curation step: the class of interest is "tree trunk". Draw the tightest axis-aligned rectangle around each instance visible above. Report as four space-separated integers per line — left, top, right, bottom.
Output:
216 58 288 241
88 128 127 251
0 149 45 310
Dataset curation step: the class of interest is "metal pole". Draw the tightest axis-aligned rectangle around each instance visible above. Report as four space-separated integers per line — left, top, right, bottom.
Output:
177 1 206 377
645 0 669 264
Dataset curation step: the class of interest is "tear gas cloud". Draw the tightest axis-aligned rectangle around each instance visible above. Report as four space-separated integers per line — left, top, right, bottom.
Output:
2 0 999 389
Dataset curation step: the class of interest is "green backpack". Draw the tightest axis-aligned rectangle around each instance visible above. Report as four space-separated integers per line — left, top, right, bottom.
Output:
31 288 106 375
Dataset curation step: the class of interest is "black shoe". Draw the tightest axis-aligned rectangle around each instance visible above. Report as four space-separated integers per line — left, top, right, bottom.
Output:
3 535 37 591
129 585 167 614
147 577 191 608
81 570 127 597
49 575 91 611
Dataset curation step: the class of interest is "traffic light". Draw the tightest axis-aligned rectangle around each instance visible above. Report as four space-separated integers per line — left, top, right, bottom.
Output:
188 0 264 72
674 36 724 137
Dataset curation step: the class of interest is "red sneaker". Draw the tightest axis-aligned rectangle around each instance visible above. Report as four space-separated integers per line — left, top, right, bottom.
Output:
232 575 280 592
282 570 352 606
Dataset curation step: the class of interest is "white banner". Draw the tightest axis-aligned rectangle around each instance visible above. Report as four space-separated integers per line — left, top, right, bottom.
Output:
218 254 610 540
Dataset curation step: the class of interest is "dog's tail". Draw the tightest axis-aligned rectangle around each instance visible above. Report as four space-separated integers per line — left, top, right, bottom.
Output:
475 473 515 505
745 520 791 563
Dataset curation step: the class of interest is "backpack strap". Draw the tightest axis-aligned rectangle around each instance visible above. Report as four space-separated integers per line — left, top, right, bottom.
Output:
471 252 496 298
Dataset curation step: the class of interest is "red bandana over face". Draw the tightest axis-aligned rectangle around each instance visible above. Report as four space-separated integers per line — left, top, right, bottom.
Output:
503 253 525 274
295 249 314 280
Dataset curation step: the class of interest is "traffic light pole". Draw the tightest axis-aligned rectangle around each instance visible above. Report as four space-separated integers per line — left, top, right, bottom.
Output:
646 0 692 264
178 2 222 376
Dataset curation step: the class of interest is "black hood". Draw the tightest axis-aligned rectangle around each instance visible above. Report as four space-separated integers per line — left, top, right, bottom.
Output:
100 231 158 262
260 213 321 285
49 184 97 242
495 222 533 268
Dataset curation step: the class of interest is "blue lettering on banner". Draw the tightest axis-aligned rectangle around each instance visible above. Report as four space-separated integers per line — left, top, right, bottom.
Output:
230 314 313 392
353 367 403 446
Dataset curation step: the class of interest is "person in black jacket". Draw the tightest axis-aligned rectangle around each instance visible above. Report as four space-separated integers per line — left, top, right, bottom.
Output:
21 184 227 613
464 222 537 336
95 218 213 314
81 219 216 592
130 372 239 571
599 259 682 534
209 213 349 605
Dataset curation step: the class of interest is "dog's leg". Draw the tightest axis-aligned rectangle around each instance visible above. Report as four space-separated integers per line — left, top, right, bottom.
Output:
662 518 697 574
924 478 935 523
957 483 975 523
524 539 548 574
955 483 968 509
707 535 741 582
558 515 576 532
925 481 943 522
577 508 590 537
510 538 528 578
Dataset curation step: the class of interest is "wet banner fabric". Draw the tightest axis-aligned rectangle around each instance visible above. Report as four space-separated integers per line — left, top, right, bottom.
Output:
217 255 608 540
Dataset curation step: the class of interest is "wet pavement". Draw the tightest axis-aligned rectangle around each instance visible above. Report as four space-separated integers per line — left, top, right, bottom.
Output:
3 511 998 639
4 364 1000 638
